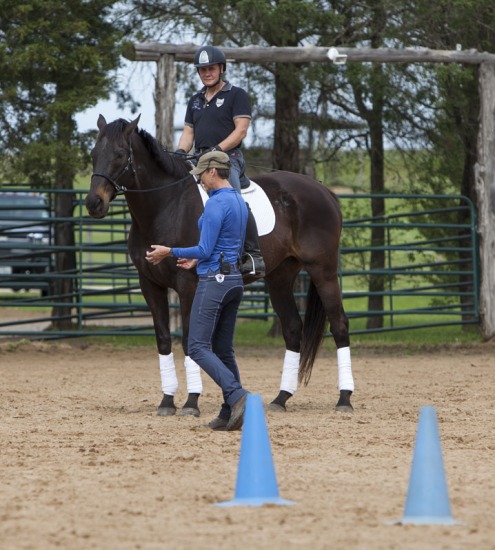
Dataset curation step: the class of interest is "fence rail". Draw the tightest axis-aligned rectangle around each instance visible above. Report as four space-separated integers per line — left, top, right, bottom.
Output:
0 188 478 339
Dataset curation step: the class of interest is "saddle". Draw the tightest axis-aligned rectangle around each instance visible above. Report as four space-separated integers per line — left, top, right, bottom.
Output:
196 179 275 237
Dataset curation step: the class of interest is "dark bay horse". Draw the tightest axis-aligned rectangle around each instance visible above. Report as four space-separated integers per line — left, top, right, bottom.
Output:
85 115 354 417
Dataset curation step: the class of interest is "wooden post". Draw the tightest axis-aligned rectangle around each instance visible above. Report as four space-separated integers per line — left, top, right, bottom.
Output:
475 61 495 340
155 53 176 149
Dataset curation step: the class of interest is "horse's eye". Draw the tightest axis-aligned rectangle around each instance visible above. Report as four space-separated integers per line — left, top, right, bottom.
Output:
115 150 127 161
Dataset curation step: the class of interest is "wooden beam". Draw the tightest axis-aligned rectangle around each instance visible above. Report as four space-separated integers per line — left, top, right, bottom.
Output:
124 42 495 65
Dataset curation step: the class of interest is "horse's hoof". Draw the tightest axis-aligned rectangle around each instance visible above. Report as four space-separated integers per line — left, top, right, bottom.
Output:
267 401 286 413
156 406 177 417
178 407 200 417
335 404 354 414
335 390 353 414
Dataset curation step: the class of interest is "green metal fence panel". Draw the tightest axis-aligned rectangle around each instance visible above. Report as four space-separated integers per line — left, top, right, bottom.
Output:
0 188 479 339
338 193 478 334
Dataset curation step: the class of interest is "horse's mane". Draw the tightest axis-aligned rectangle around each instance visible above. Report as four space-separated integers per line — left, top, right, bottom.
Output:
110 118 191 180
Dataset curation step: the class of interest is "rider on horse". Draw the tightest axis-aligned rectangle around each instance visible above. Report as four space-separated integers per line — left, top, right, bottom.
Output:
175 45 265 277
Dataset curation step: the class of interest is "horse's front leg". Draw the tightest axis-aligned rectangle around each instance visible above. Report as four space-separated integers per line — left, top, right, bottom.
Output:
138 275 182 416
174 275 202 417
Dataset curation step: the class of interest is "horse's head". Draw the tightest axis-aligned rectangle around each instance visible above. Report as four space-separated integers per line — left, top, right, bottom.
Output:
85 114 141 218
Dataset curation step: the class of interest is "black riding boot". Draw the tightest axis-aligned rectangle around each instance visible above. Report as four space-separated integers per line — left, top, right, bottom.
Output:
241 204 265 276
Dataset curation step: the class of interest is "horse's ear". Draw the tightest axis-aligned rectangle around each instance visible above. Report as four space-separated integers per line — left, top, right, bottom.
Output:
124 114 141 139
97 114 107 132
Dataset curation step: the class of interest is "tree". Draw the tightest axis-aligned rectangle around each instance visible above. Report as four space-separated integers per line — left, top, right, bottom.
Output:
398 0 495 325
341 1 389 329
0 0 128 329
312 0 406 329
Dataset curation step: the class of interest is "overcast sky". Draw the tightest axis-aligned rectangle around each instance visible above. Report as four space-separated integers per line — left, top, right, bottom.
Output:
75 60 173 138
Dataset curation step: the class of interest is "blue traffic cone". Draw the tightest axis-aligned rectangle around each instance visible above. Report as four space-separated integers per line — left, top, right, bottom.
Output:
399 406 458 524
216 393 295 507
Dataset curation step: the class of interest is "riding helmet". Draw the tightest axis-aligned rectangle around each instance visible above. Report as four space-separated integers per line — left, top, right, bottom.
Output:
194 46 226 72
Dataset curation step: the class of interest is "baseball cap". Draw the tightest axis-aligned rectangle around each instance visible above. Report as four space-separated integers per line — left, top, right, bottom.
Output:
190 151 231 175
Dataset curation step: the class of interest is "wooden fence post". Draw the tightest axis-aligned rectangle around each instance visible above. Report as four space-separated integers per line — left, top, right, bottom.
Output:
475 61 495 340
155 53 176 149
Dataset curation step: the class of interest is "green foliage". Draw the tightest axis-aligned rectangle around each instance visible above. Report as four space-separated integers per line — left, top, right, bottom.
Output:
0 0 126 186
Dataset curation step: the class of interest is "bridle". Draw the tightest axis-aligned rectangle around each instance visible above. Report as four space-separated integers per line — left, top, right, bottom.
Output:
90 140 137 195
91 140 193 195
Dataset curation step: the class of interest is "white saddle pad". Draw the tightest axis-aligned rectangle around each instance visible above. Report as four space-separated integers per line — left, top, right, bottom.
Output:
197 180 275 236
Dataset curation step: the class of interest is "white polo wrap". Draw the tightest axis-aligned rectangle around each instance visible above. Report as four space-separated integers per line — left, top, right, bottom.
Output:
337 346 354 392
184 355 203 394
159 352 179 396
280 349 300 395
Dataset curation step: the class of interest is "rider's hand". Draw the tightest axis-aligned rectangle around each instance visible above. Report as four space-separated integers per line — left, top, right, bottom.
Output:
199 145 223 158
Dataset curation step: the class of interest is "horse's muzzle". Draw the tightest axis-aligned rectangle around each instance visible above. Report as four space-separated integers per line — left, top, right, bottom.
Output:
85 193 109 219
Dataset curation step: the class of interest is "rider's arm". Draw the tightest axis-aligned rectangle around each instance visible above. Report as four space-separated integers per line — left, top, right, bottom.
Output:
177 125 195 153
217 117 250 152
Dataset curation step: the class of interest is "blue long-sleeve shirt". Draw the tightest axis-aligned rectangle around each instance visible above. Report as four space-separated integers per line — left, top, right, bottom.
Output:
171 187 248 275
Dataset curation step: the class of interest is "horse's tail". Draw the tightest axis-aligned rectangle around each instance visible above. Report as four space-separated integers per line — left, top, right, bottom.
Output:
299 280 327 386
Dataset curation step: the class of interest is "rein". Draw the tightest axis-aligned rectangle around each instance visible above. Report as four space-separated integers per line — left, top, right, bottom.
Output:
91 141 194 195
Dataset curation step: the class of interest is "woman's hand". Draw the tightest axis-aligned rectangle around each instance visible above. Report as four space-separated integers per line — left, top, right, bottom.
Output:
145 245 171 265
176 258 197 270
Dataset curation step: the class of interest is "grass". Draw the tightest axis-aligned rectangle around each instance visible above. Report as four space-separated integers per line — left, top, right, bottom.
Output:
233 318 482 350
234 316 483 353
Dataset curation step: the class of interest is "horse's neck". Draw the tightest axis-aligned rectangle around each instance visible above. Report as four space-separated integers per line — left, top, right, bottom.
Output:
126 189 174 230
126 180 200 242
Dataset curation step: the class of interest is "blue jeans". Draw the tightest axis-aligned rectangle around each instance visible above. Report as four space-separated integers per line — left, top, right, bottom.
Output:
226 149 249 192
188 271 247 420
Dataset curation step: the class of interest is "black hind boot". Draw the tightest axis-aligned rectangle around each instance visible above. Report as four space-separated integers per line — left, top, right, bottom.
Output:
241 204 265 276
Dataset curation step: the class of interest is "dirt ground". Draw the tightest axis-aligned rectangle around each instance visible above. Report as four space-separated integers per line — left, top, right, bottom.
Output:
1 338 494 550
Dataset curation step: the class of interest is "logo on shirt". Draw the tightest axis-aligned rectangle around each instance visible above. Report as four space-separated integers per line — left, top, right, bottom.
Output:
215 98 224 108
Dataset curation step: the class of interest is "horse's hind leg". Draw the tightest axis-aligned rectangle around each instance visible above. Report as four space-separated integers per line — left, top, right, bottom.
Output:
333 306 354 413
264 265 303 412
307 267 354 413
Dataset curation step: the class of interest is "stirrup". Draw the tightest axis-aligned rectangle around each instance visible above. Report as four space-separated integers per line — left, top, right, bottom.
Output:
241 252 265 276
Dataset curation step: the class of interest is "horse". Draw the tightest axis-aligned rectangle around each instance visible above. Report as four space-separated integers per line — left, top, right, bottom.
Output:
85 115 355 418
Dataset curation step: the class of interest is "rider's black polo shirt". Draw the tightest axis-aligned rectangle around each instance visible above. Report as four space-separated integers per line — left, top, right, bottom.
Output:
184 81 252 151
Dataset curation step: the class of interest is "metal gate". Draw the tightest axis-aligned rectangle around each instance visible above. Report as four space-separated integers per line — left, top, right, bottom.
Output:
0 188 478 339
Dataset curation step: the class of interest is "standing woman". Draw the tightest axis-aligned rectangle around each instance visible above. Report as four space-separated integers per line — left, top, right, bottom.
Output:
145 151 249 431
